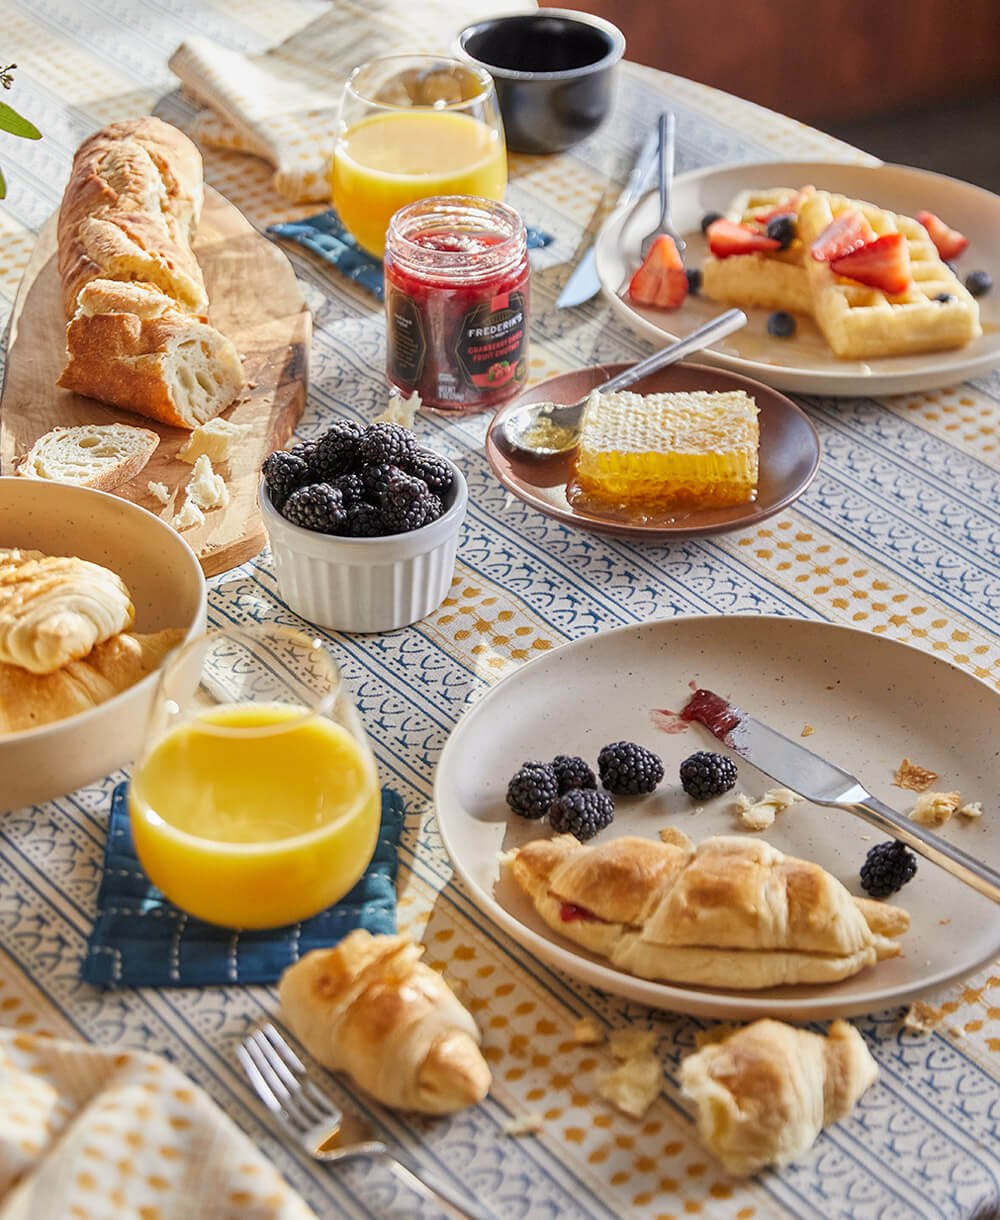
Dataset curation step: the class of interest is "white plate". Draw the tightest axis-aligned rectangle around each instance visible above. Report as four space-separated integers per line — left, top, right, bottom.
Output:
434 615 999 1020
594 160 1000 396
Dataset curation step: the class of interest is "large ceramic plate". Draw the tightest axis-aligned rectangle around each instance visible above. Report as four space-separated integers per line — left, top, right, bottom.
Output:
594 160 1000 396
435 616 998 1020
484 361 819 540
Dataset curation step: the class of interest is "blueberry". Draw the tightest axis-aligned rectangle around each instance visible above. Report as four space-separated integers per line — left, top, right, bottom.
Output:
700 211 723 235
765 213 796 249
934 292 957 304
965 269 993 297
685 267 702 295
767 311 796 338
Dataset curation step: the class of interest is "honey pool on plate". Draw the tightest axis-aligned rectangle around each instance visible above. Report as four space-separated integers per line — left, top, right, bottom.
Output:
130 702 380 928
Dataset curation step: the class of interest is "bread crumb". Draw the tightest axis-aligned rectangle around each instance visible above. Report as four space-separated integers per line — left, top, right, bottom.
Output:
909 791 961 827
957 801 983 819
801 724 814 737
946 1024 964 1038
608 1029 657 1061
147 480 170 505
939 918 951 925
572 1017 603 1045
860 835 871 841
733 787 802 831
597 1055 661 1119
658 826 694 851
893 758 939 792
172 498 205 530
901 1001 942 1033
375 389 421 427
502 1113 544 1136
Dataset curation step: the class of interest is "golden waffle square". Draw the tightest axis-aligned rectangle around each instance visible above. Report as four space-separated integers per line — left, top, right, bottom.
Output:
570 389 759 513
797 192 982 360
701 187 814 314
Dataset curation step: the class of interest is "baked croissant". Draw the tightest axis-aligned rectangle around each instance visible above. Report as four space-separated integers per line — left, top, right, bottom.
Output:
0 548 134 674
508 833 909 988
0 628 185 734
279 930 492 1114
679 1018 878 1175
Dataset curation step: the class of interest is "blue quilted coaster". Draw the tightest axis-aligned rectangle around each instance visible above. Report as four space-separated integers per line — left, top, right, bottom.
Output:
267 208 554 301
82 782 404 989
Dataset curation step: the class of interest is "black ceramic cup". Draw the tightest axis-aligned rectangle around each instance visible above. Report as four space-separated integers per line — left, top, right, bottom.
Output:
458 9 626 155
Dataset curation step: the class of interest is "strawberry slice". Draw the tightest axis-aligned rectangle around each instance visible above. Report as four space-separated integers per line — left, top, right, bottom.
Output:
752 184 816 223
628 234 688 309
829 233 912 295
810 209 877 262
915 210 969 260
706 218 781 258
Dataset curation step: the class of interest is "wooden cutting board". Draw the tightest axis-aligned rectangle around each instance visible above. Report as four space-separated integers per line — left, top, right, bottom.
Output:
0 187 310 576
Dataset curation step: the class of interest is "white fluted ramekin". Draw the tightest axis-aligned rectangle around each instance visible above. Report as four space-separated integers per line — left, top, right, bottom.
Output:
260 464 467 632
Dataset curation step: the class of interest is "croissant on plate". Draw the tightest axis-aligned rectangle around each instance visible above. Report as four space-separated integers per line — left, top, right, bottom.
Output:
507 833 909 988
278 930 492 1114
679 1018 878 1175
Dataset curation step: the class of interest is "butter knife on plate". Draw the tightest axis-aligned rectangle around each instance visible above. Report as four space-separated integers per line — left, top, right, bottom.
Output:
681 688 1000 903
556 122 661 309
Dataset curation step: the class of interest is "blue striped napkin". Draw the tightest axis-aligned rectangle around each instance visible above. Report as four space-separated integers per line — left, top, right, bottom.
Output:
267 208 554 300
81 783 404 988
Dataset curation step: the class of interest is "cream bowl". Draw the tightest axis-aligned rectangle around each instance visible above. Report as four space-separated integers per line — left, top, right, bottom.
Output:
0 478 207 812
261 461 468 632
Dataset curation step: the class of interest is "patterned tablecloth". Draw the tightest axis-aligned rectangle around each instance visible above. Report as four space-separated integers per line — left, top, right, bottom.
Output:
0 3 998 1219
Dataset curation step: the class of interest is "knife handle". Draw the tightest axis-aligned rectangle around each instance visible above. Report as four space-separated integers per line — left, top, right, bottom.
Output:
851 796 1000 903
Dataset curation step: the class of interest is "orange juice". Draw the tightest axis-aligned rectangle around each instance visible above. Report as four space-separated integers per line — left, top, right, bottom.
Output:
129 703 380 928
332 109 507 257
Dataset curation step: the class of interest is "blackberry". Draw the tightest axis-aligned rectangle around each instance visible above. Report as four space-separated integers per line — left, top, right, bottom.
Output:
281 483 347 534
344 500 386 538
506 761 559 819
860 841 917 898
330 471 366 507
597 741 664 795
357 422 418 468
685 267 702 295
361 462 404 497
765 213 796 248
262 449 309 509
405 448 455 496
422 493 445 525
312 420 363 479
551 754 597 795
679 751 738 799
767 310 796 338
549 788 615 841
965 269 993 297
934 292 957 305
700 211 723 234
379 472 436 533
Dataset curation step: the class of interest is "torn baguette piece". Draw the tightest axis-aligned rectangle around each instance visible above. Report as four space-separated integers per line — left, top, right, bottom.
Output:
17 423 159 492
58 280 244 429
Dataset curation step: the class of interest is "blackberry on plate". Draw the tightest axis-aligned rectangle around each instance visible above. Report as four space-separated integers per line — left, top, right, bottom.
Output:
859 840 917 898
357 421 418 468
767 310 796 338
344 500 385 537
551 754 597 795
262 449 310 509
380 472 436 533
330 471 366 507
765 213 796 248
506 761 559 819
281 483 347 534
965 269 992 297
685 267 702 295
679 751 738 799
312 420 363 479
934 292 957 304
598 741 664 795
700 211 723 234
549 788 615 841
405 448 454 496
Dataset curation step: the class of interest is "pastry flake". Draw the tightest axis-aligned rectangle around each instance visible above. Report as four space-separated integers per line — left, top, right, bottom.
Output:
909 790 961 827
893 757 939 792
597 1053 662 1119
733 786 802 831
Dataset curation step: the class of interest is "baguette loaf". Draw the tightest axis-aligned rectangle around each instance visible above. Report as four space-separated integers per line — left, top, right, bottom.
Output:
17 423 159 491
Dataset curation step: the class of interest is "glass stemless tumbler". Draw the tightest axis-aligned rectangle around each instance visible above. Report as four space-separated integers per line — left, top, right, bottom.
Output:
331 53 507 258
129 625 380 929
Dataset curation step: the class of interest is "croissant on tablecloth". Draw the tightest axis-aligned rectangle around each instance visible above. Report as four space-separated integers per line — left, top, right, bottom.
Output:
278 930 492 1114
507 833 909 988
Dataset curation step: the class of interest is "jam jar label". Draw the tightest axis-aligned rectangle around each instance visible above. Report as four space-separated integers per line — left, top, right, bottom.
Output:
454 291 527 391
387 289 427 386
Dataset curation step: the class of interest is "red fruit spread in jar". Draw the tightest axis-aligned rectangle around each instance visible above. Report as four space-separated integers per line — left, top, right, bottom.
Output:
384 195 529 412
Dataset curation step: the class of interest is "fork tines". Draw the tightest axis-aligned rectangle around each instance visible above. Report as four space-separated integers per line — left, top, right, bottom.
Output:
238 1023 342 1137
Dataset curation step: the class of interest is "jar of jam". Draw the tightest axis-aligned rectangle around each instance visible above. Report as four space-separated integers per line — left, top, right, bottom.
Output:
384 195 529 412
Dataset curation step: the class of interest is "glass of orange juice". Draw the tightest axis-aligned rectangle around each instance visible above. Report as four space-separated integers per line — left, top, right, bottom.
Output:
332 54 507 258
129 626 380 929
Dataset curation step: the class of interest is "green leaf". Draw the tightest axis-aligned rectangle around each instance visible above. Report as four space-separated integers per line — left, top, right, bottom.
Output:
0 164 6 199
0 103 40 140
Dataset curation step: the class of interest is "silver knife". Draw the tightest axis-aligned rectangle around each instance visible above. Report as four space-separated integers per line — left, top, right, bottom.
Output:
681 688 1000 903
556 123 662 309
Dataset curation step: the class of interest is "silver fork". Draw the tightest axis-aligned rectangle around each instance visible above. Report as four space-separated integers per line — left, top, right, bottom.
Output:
640 112 685 257
238 1023 496 1220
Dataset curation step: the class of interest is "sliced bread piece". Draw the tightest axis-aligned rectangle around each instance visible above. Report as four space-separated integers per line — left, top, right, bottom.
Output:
17 423 160 491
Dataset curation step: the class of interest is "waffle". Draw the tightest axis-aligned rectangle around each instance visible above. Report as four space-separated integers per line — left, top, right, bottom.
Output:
796 192 982 360
701 188 814 314
570 389 759 513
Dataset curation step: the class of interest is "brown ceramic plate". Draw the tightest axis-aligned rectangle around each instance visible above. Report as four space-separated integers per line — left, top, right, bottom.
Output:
484 360 820 540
